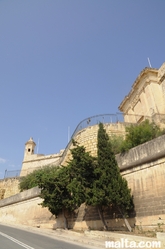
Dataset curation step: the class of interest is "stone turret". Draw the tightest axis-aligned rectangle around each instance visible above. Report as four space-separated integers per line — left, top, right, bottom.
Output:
23 137 36 161
21 137 61 177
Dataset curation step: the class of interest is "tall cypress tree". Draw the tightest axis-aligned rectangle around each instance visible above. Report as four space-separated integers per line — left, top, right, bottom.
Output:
87 123 134 230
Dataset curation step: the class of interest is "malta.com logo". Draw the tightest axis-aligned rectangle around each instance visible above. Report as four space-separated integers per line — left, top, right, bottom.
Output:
105 239 161 248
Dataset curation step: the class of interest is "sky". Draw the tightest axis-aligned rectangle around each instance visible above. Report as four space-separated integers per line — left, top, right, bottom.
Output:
0 0 165 179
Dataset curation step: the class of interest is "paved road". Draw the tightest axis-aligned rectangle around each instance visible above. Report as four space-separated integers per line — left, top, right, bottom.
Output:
0 224 102 249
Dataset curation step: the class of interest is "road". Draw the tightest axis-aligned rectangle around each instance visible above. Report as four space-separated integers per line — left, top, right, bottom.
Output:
0 224 102 249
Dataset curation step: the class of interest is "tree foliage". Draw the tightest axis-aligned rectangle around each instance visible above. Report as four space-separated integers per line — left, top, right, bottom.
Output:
108 120 165 155
87 123 133 229
19 119 165 230
108 134 124 155
19 141 96 220
19 166 59 191
66 140 96 209
38 166 71 217
120 119 164 152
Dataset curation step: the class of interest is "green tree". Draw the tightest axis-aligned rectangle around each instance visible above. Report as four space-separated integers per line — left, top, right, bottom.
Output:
19 166 59 191
66 140 96 209
120 119 163 152
39 142 96 228
87 123 133 230
19 142 96 229
109 134 124 154
38 166 72 228
19 165 71 228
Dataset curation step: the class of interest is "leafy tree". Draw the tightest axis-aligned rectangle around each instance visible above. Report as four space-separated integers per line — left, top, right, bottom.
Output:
109 134 124 154
20 165 73 228
39 142 96 228
19 166 59 191
38 166 72 228
87 123 133 230
19 165 71 227
66 140 96 208
120 119 163 152
19 142 96 229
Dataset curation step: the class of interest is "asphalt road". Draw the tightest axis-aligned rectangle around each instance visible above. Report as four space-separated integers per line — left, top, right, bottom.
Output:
0 224 101 249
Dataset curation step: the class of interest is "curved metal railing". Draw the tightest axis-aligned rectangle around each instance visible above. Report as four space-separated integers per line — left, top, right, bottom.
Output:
58 113 124 165
5 112 164 178
3 113 124 179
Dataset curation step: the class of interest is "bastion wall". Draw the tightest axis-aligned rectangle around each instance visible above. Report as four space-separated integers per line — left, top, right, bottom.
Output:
0 135 165 232
20 152 62 177
61 122 127 165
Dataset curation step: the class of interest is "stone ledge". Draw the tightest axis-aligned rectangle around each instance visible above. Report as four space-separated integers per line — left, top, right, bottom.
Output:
0 187 41 207
116 134 165 170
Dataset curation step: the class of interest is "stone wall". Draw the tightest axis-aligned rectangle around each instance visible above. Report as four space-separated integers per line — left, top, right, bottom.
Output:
0 187 55 228
0 135 165 232
76 122 126 156
123 159 165 230
62 122 127 165
0 186 134 231
21 152 62 176
116 134 165 231
0 178 21 199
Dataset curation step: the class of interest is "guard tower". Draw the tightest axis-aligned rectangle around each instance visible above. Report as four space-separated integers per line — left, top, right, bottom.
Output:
23 137 36 161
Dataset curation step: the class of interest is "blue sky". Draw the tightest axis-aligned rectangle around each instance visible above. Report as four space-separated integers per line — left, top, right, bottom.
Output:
0 0 165 179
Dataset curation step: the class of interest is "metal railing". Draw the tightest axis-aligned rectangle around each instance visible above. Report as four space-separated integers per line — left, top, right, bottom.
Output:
3 113 125 179
4 112 165 179
4 169 21 179
55 112 165 165
58 113 125 165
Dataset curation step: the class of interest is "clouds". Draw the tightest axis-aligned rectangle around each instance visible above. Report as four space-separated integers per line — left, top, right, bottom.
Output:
0 158 6 164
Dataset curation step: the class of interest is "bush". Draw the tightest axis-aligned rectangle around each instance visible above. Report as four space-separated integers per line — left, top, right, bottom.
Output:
109 134 124 154
19 166 60 191
120 119 163 153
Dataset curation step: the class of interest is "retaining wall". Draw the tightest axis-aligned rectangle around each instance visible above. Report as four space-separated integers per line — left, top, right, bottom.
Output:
0 134 165 232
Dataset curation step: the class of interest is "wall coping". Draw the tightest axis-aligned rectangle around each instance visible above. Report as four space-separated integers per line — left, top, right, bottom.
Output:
23 153 62 163
0 187 41 207
116 134 165 171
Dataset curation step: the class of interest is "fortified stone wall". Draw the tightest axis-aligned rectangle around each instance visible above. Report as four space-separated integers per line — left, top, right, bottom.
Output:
123 159 165 230
61 122 127 165
0 187 55 228
75 122 126 156
0 122 127 199
0 186 135 231
0 135 165 232
116 134 165 230
0 178 21 199
20 152 63 177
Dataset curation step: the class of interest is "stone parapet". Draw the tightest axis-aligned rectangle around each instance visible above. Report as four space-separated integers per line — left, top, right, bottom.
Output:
0 186 40 207
116 134 165 170
20 153 61 176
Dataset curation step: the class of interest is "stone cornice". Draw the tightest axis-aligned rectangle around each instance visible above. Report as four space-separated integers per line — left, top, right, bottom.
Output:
119 67 158 112
23 153 61 163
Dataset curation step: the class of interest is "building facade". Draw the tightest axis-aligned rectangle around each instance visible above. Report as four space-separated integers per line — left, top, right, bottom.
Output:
119 62 165 125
